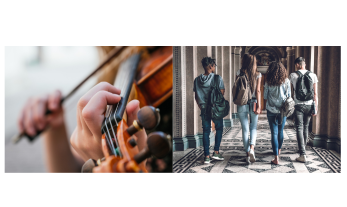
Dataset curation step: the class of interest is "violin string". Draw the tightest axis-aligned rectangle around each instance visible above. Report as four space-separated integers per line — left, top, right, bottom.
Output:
114 102 119 126
104 119 117 156
104 121 116 156
108 113 122 157
111 69 132 161
104 61 134 159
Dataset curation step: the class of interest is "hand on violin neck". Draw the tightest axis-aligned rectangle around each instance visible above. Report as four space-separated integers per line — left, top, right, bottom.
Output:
17 90 64 137
71 82 122 161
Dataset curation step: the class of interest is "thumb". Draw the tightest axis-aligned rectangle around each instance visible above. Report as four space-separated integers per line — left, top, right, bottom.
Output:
126 100 140 126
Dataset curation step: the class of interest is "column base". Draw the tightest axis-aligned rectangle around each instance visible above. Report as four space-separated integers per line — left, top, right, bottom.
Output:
196 133 203 148
186 134 200 149
223 118 232 127
197 131 216 149
173 137 188 151
313 134 341 153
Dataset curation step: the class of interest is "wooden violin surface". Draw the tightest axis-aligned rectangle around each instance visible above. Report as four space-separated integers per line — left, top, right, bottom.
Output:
135 46 173 108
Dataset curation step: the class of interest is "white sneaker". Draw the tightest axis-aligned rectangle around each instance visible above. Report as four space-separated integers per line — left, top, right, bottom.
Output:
249 149 256 163
296 155 307 163
246 156 251 164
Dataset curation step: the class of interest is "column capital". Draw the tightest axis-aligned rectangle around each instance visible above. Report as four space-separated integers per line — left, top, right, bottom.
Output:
234 46 242 54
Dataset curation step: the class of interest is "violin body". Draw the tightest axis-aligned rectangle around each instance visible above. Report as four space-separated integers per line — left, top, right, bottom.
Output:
135 46 173 108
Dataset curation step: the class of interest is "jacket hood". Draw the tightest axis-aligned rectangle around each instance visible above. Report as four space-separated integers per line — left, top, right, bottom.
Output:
197 73 214 88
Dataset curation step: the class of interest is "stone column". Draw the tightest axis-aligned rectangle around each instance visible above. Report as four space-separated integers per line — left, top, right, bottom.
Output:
221 46 232 127
182 46 200 148
173 46 188 151
230 46 235 115
311 46 318 134
295 46 304 60
216 46 222 75
286 47 295 77
281 58 287 69
207 46 212 57
312 46 341 152
303 46 311 71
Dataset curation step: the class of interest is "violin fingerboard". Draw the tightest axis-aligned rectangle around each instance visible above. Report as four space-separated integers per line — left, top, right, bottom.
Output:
101 53 141 134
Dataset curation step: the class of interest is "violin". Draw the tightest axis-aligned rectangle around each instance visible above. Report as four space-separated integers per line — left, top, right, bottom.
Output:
12 46 173 172
82 52 171 172
83 106 171 173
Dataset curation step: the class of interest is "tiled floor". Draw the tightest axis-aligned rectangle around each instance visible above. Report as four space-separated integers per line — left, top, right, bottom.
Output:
173 112 341 173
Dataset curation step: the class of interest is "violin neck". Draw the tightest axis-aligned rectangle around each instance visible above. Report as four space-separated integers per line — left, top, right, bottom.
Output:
101 53 141 134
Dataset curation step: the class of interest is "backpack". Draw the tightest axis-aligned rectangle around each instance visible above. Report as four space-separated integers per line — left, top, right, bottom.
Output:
295 71 314 101
209 74 230 120
232 72 252 105
281 82 295 117
276 81 295 125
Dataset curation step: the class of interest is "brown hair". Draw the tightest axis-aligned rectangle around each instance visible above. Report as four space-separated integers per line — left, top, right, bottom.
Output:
265 62 287 86
240 53 258 94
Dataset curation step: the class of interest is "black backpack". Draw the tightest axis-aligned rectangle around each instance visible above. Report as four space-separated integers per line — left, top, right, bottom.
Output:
295 71 314 101
209 74 230 120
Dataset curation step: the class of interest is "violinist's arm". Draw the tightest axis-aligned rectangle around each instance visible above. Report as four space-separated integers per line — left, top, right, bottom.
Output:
17 90 84 172
43 121 84 172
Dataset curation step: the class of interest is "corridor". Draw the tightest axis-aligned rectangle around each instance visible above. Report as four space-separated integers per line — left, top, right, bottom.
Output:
173 112 341 173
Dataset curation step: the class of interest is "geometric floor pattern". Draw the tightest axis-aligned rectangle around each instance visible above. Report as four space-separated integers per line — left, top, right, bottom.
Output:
173 112 341 173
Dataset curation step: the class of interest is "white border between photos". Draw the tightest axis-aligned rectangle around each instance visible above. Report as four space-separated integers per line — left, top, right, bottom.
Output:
1 0 346 206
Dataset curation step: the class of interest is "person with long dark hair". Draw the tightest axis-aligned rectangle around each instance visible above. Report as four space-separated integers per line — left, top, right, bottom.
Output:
236 54 261 164
264 62 291 165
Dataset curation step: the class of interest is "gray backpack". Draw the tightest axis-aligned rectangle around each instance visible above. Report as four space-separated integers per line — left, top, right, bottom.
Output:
232 72 252 106
278 82 295 125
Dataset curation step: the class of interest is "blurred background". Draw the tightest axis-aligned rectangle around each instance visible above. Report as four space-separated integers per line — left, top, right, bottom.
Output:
5 46 172 173
5 46 99 172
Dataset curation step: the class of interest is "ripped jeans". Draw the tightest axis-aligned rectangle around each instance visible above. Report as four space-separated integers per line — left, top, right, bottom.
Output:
237 101 259 153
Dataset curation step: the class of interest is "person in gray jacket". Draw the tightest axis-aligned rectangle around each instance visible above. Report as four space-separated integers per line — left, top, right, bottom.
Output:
264 62 291 165
193 57 225 164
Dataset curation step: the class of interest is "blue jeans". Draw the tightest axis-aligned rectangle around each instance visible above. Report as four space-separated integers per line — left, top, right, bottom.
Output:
267 110 287 156
237 104 258 153
202 117 223 156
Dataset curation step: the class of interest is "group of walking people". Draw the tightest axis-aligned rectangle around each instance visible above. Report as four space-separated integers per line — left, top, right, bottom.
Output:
194 54 318 165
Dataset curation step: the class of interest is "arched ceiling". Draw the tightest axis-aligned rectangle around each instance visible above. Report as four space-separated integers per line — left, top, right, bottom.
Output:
248 46 283 61
241 46 288 60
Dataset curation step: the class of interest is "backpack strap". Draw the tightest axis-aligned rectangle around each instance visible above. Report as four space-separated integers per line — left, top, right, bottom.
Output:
295 70 303 78
304 70 311 77
213 74 220 89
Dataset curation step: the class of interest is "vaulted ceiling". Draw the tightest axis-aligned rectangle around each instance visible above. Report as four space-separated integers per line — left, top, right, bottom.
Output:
241 46 289 61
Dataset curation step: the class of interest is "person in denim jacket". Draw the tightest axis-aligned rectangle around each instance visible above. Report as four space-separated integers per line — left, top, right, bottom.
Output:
236 54 262 164
264 62 290 165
